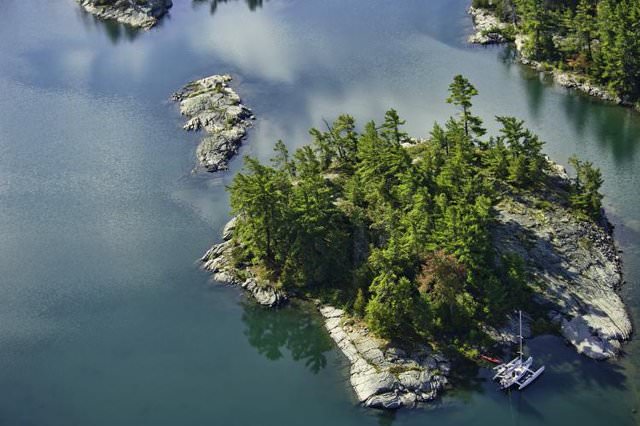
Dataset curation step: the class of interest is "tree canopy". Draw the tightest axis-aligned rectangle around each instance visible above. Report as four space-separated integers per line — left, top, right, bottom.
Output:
227 76 605 345
472 0 640 103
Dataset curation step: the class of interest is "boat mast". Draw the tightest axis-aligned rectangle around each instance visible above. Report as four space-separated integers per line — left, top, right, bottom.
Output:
518 310 523 360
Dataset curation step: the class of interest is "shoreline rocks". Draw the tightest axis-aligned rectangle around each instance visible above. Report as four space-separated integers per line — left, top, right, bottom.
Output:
491 168 632 360
201 218 287 308
319 306 449 410
468 7 635 110
173 75 254 173
76 0 172 29
467 6 510 45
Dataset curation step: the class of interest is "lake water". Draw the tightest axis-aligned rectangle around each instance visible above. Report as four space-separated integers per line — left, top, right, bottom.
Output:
0 0 638 425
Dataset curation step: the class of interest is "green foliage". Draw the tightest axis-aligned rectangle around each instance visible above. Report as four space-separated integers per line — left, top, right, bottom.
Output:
486 116 548 188
476 0 640 101
568 154 604 220
365 273 428 340
226 76 606 344
353 288 367 318
447 75 486 139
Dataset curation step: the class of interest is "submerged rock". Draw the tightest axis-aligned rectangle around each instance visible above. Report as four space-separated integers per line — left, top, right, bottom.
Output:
76 0 172 29
319 306 449 409
173 75 253 173
491 169 632 359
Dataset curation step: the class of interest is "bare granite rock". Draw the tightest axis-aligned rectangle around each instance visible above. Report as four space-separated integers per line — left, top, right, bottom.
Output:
468 7 509 44
173 75 254 173
76 0 172 29
491 169 632 359
318 306 449 409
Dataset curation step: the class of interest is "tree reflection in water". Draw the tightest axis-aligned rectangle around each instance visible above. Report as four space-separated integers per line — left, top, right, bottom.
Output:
241 301 334 374
193 0 266 15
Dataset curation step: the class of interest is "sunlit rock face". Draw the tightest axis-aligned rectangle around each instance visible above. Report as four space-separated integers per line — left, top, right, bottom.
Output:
173 75 254 173
76 0 173 29
491 168 632 360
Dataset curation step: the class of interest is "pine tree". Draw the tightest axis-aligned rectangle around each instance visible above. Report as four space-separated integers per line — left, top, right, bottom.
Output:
446 75 486 139
365 272 427 339
569 155 604 220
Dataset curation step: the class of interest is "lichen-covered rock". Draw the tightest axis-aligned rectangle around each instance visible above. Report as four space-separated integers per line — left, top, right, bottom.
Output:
173 75 254 173
491 169 631 359
76 0 172 29
318 306 449 409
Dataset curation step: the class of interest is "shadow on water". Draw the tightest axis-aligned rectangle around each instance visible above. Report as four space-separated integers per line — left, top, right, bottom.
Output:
559 91 640 163
499 46 546 121
590 108 639 164
529 335 628 392
498 44 640 163
241 301 333 374
192 0 266 15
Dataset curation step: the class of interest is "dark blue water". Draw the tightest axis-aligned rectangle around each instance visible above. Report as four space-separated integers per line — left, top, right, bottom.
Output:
0 0 638 424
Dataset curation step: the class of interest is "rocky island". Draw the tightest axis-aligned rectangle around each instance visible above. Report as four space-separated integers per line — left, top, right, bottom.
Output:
76 0 172 29
468 0 640 110
172 75 254 173
200 76 631 409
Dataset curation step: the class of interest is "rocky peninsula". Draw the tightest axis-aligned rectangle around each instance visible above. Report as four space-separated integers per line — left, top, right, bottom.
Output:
76 0 172 29
468 6 631 108
491 164 631 359
172 75 254 173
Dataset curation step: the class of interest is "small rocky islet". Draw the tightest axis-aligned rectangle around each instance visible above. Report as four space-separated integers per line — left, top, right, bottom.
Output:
201 160 631 409
75 0 172 29
172 75 254 173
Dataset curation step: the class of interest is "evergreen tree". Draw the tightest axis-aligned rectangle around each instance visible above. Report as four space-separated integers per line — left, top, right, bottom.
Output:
365 272 427 339
446 75 486 139
569 155 604 220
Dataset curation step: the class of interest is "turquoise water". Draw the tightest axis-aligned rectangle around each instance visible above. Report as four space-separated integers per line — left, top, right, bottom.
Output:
0 0 638 424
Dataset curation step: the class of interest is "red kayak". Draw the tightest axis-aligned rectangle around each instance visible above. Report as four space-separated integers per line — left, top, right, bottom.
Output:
480 354 503 364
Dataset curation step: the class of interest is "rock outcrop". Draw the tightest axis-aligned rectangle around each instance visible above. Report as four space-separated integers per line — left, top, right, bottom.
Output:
76 0 172 29
491 170 632 360
468 6 510 44
173 75 254 173
319 306 449 409
201 218 287 308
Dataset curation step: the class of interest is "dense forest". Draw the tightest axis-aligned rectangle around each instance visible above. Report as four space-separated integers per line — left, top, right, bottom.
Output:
227 76 603 349
472 0 640 104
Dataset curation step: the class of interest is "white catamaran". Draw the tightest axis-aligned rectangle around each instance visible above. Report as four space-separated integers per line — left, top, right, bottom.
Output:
492 311 545 391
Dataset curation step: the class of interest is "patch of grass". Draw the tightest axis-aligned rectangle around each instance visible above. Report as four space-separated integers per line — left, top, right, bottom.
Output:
533 198 553 211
